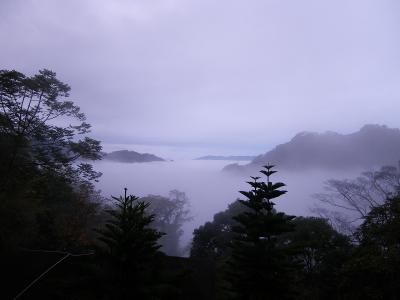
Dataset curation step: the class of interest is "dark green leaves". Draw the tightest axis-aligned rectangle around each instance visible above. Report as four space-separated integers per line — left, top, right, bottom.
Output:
0 69 101 188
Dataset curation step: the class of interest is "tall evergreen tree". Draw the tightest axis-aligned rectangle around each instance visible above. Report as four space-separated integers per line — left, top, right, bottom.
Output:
95 188 164 298
227 165 296 300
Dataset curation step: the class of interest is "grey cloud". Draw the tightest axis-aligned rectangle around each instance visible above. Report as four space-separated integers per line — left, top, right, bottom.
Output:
1 0 400 152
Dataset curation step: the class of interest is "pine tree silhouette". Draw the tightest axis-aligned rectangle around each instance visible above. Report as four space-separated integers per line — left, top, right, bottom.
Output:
227 165 296 300
95 188 164 297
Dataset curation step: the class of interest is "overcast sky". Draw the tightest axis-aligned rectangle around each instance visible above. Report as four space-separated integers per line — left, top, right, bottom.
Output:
1 0 400 157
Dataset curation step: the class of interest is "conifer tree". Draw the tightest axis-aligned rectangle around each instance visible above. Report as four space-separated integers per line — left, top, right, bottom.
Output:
95 188 164 297
227 165 296 300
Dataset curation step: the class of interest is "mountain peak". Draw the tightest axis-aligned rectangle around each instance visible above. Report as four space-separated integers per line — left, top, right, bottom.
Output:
359 124 388 132
226 125 400 172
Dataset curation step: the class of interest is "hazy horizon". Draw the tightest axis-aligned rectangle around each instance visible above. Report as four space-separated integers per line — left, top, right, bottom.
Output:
101 142 262 161
2 0 400 152
93 159 363 250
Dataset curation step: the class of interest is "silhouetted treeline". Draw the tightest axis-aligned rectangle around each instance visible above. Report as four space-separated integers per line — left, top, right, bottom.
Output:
191 166 400 299
0 69 194 299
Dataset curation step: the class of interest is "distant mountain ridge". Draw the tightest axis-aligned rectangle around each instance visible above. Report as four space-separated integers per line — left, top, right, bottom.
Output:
102 150 165 163
196 155 255 161
224 124 400 172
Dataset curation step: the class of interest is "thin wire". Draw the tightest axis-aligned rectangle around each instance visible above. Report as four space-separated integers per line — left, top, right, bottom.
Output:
14 249 94 299
14 253 70 299
21 248 94 256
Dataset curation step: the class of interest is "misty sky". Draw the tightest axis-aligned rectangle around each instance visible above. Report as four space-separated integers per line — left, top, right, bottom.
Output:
1 0 400 157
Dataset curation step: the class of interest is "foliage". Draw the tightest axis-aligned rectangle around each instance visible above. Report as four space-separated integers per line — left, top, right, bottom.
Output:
0 69 101 189
191 200 248 259
226 165 297 300
314 164 400 235
341 196 400 299
34 175 102 250
95 188 164 297
356 195 400 246
0 69 102 253
281 217 351 299
141 190 192 256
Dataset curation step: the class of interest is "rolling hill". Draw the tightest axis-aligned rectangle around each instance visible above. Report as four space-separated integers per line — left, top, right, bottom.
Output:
224 124 400 172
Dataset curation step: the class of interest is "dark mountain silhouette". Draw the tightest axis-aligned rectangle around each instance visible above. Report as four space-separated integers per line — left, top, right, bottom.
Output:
102 150 165 163
195 155 255 161
224 124 400 172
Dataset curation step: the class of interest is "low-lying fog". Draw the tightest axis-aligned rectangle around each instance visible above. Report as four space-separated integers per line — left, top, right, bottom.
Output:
94 159 362 248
